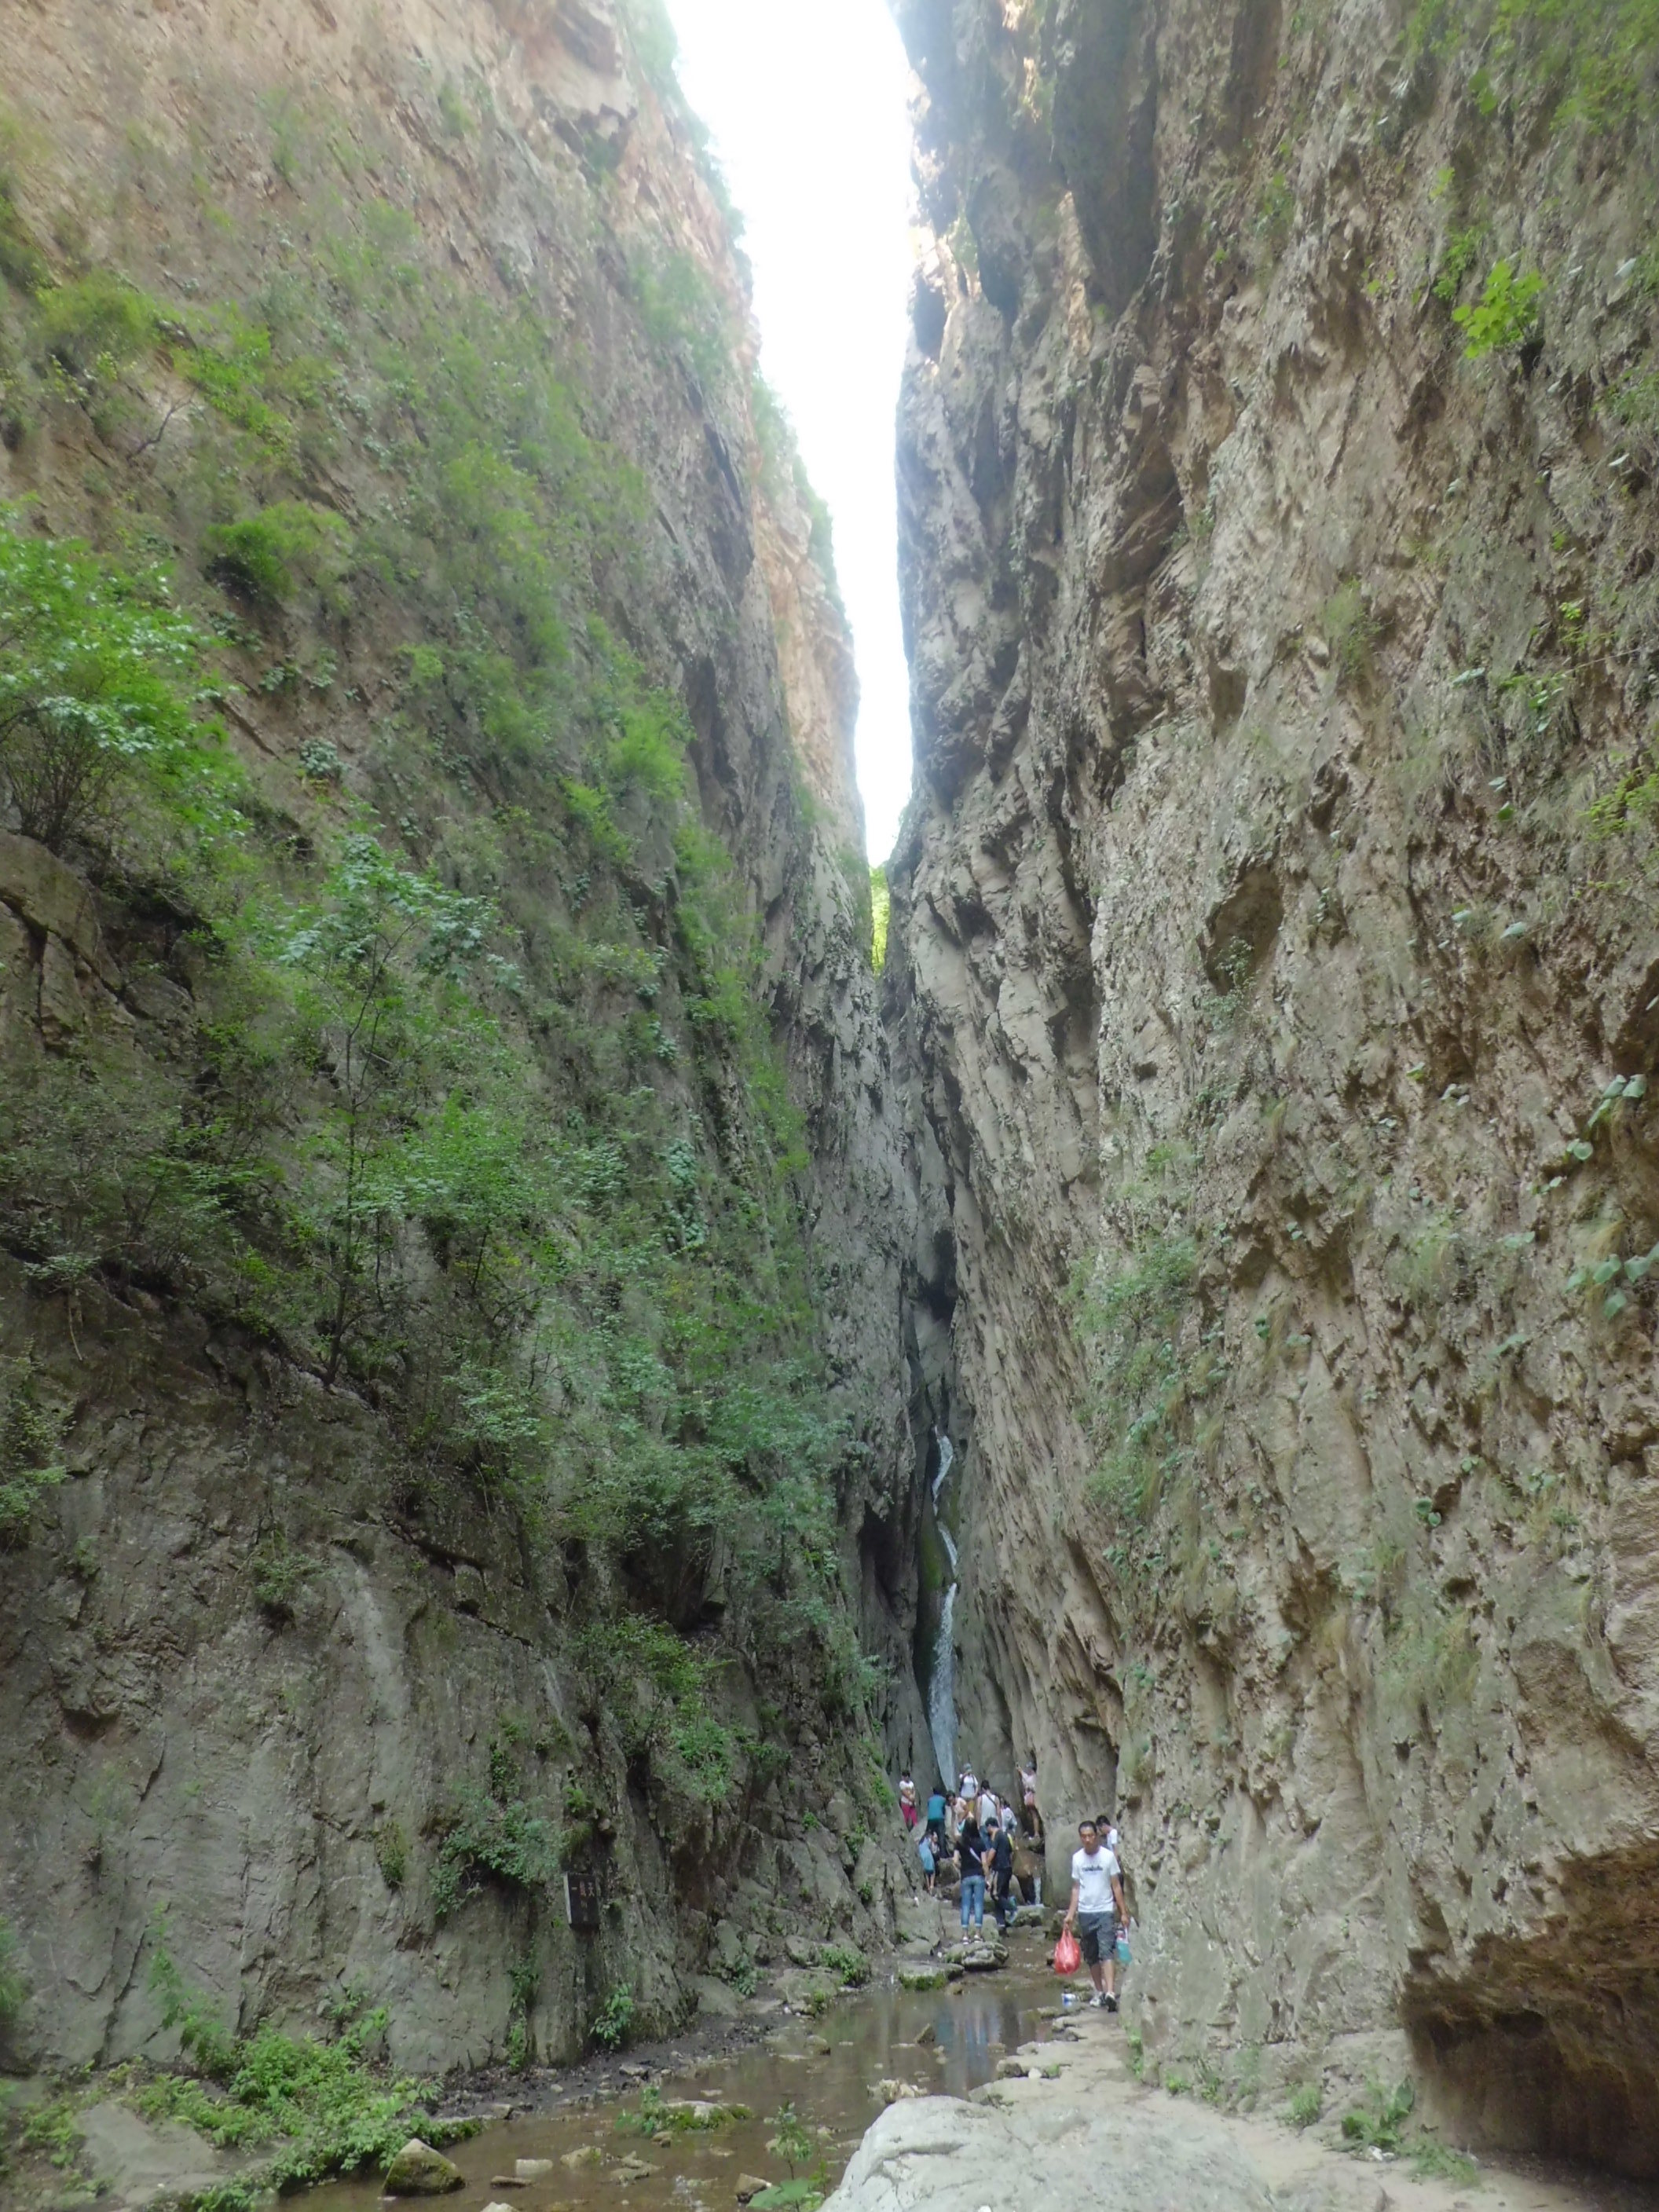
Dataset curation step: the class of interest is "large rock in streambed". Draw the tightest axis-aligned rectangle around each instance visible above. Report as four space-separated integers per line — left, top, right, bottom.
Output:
383 2139 465 2195
819 2093 1276 2212
939 1934 1007 1972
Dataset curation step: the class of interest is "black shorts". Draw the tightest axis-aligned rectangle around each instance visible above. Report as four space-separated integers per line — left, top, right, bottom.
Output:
1079 1911 1118 1966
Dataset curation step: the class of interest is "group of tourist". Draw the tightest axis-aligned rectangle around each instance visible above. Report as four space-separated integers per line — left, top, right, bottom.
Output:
894 1759 1131 2013
895 1756 1046 1932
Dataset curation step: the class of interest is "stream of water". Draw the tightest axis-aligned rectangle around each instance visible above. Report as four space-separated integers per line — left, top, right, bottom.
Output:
302 1938 1062 2212
927 1434 958 1789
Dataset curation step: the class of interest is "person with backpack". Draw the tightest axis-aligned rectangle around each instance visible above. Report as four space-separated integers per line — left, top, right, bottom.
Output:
1063 1817 1127 2011
956 1807 986 1932
985 1819 1014 1929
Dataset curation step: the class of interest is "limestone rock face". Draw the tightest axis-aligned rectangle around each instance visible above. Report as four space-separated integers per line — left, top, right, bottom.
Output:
888 0 1659 2175
0 0 928 2078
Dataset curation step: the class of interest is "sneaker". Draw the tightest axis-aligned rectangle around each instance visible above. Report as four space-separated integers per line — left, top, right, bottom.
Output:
1088 1993 1106 2009
1106 1994 1119 2013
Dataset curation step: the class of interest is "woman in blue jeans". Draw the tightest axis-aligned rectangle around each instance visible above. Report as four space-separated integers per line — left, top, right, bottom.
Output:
956 1813 985 1930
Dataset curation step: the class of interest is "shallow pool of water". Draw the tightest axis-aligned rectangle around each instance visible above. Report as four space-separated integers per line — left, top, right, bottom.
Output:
304 1930 1066 2212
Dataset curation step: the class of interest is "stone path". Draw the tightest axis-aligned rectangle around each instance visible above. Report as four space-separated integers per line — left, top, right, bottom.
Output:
820 2013 1658 2212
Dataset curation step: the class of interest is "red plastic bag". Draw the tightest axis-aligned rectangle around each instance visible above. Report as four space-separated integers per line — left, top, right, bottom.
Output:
1053 1928 1081 1976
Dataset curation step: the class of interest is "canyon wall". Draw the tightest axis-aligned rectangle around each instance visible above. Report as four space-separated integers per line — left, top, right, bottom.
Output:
888 0 1659 2173
0 0 928 2077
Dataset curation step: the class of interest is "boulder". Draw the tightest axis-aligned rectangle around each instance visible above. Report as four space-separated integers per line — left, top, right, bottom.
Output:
383 2139 464 2196
561 2144 603 2169
692 1973 742 2018
963 1943 1006 1972
734 2178 773 2205
871 2078 925 2107
897 1965 947 1990
819 2092 1280 2211
514 2161 555 2180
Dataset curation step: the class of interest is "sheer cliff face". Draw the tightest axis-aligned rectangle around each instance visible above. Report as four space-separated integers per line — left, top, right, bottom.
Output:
0 0 925 2073
890 0 1659 2171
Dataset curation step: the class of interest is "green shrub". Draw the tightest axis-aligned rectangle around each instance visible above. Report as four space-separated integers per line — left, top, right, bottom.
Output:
203 500 350 605
249 1534 306 1619
1342 2079 1415 2152
0 516 232 851
375 1823 408 1890
0 1917 26 2043
619 0 680 91
138 1943 471 2188
1412 0 1659 126
1287 2081 1323 2128
0 184 49 295
1433 225 1485 303
1412 2142 1480 2182
1075 1236 1200 1524
38 273 155 375
20 2093 84 2170
1454 258 1543 358
766 2103 815 2177
819 1943 870 1988
430 1724 562 1919
0 1362 64 1546
1321 579 1379 682
632 251 734 390
591 1984 634 2050
869 866 890 972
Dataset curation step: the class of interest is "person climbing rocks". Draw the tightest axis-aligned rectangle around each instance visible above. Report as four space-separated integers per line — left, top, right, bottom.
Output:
1020 1752 1041 1840
1064 1817 1127 2012
957 1807 986 1932
985 1818 1014 1929
925 1785 948 1855
977 1778 998 1831
958 1763 978 1806
899 1773 917 1829
917 1827 937 1894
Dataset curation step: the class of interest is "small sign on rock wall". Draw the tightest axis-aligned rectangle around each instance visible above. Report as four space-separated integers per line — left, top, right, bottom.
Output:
564 1871 602 1930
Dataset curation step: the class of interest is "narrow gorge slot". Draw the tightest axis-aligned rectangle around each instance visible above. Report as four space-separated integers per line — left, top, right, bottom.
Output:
3 0 1659 2199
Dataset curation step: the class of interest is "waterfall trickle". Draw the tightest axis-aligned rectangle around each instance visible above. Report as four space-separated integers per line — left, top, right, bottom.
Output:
928 1584 957 1789
928 1431 958 1787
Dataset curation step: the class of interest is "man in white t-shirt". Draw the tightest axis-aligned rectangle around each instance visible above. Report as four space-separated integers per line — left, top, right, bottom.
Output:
1064 1818 1127 2011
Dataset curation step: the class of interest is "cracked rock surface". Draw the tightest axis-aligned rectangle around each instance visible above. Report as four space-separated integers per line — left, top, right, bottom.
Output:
887 0 1659 2173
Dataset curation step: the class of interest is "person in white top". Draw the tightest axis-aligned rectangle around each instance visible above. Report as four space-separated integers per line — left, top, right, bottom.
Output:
978 1783 998 1829
1064 1818 1127 2011
1020 1753 1039 1839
